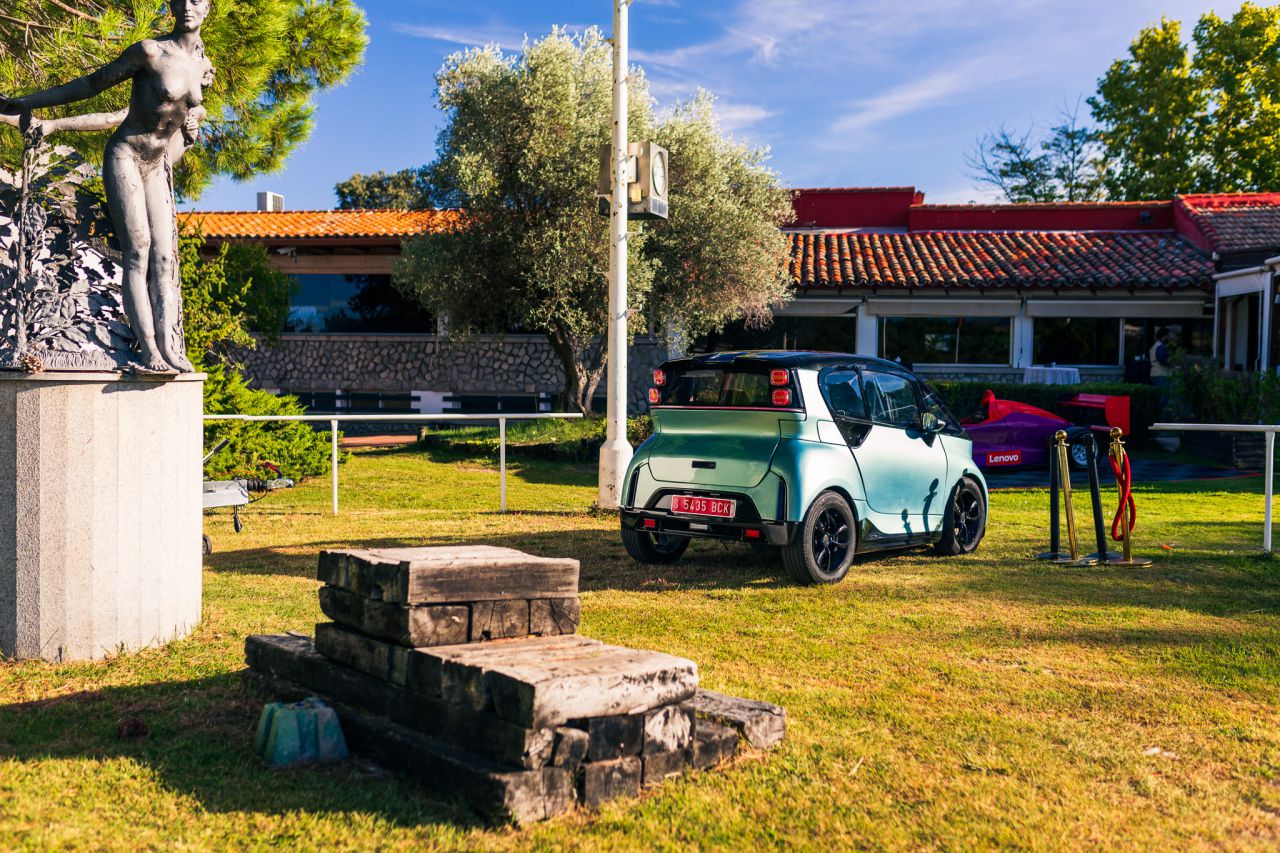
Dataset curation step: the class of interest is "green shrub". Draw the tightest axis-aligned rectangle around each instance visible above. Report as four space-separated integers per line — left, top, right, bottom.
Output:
1169 356 1280 424
931 381 1164 446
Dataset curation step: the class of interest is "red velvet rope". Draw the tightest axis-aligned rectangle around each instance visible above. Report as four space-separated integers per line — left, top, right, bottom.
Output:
1109 449 1137 541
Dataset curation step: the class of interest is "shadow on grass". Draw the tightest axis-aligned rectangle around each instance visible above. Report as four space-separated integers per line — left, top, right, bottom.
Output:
0 672 488 829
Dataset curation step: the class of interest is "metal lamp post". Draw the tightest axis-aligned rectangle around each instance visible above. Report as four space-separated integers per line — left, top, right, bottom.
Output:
597 0 634 510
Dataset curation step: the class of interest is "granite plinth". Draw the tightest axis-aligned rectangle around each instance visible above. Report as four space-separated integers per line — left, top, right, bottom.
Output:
0 372 204 661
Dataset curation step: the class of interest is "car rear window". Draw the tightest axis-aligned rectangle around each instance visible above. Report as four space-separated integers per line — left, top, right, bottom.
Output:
656 368 797 409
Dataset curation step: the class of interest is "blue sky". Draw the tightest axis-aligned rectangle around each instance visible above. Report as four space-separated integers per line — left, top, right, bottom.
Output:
192 0 1227 212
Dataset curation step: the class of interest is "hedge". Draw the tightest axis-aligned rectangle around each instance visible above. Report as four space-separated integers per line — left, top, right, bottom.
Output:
930 381 1164 447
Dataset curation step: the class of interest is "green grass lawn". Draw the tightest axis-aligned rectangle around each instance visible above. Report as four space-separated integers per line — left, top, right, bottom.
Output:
2 446 1279 850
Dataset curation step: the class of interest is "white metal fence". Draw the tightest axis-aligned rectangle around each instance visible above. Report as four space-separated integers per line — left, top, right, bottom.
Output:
1153 422 1278 553
203 413 584 515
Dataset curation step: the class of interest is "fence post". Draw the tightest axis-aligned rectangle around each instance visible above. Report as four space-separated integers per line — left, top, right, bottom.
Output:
1266 430 1275 553
500 416 507 513
331 419 339 517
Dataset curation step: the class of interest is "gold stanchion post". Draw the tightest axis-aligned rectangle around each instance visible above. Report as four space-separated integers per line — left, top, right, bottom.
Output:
1107 427 1153 568
1054 430 1097 566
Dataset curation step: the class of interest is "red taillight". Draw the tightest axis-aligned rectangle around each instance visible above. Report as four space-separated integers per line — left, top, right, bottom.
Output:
643 518 657 529
653 369 666 386
770 369 789 386
744 529 762 540
648 388 661 405
772 389 792 407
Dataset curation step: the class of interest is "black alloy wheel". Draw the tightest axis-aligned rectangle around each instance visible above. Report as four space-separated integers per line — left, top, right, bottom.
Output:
782 490 856 585
935 478 987 556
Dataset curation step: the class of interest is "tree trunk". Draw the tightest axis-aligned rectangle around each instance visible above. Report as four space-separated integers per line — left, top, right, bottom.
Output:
545 322 606 415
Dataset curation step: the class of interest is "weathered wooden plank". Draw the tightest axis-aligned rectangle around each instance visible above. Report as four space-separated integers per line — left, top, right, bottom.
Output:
314 622 410 686
691 720 739 771
318 545 579 605
244 633 400 717
529 598 580 636
320 586 469 647
641 749 688 787
482 645 699 729
586 714 643 762
406 635 602 700
470 600 530 642
643 701 695 755
693 689 786 750
317 586 365 627
551 727 589 772
578 756 641 808
389 692 554 770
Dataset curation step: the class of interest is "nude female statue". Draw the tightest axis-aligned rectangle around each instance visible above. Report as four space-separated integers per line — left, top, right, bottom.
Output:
0 0 215 373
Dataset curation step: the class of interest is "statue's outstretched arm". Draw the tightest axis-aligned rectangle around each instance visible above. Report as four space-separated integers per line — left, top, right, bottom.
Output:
0 108 128 133
6 41 149 112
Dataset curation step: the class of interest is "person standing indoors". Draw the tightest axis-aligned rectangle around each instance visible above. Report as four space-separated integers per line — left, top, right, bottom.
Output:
1149 327 1175 387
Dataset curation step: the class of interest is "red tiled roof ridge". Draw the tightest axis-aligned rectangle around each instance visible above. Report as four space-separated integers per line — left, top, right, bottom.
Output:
913 200 1166 211
179 208 453 215
1177 192 1280 209
791 186 917 193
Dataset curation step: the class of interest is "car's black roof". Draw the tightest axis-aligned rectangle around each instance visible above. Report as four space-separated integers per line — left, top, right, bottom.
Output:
664 350 913 373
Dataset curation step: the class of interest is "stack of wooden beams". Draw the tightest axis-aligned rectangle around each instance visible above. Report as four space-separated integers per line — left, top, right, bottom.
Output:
245 545 785 824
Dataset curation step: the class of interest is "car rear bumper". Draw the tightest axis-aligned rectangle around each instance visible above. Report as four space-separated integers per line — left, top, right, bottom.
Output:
620 509 794 546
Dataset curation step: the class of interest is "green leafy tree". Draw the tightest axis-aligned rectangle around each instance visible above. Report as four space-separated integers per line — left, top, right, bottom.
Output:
335 167 431 209
649 91 793 347
394 30 793 413
1089 3 1280 198
967 104 1107 202
0 0 368 198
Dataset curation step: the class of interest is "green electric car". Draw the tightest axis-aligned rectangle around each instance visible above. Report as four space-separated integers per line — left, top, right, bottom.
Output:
619 351 989 584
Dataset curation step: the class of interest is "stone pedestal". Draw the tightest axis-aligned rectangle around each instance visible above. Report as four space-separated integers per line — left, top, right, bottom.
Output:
0 372 204 662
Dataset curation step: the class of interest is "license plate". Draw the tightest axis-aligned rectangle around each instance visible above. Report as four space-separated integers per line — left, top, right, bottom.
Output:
670 495 736 518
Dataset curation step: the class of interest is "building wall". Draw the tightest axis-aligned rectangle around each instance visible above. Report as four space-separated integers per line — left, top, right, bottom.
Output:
236 333 668 414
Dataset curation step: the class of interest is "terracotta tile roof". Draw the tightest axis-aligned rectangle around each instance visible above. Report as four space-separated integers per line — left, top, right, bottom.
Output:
789 230 1213 290
1177 194 1280 254
179 209 457 240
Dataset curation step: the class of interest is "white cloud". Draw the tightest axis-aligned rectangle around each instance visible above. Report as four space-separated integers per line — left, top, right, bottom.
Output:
714 102 773 132
829 53 1031 136
391 21 525 49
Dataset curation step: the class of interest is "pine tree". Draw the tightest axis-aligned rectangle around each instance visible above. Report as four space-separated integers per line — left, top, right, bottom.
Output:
0 0 367 198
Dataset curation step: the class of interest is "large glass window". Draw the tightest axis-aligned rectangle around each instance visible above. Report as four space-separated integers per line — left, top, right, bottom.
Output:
881 317 1010 365
285 274 435 334
692 315 854 353
1034 318 1120 365
1122 318 1214 363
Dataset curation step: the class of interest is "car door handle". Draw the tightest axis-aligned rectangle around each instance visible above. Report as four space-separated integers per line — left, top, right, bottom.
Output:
692 460 716 469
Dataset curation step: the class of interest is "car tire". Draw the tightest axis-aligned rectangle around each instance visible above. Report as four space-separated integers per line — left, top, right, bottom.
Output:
1068 434 1093 471
782 490 856 585
620 525 690 564
935 478 987 556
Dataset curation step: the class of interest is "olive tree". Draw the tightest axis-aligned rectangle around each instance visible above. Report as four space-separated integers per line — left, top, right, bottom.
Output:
393 29 793 413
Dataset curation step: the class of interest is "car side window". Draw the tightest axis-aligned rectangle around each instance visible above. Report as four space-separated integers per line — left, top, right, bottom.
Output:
862 369 920 429
820 368 866 420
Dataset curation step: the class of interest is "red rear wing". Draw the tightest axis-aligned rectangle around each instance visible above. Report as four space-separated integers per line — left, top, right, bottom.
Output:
1063 394 1131 436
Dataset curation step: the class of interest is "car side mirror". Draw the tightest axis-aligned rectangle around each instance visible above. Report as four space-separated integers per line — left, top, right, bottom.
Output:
920 412 945 434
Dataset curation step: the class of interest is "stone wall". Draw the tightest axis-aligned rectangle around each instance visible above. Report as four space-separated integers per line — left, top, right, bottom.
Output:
236 333 668 414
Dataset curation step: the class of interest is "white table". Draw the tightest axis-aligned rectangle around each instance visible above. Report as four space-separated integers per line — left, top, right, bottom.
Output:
1023 366 1082 385
1153 423 1278 553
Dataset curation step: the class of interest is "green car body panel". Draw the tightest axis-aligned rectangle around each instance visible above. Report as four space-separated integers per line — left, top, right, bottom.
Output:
620 351 987 554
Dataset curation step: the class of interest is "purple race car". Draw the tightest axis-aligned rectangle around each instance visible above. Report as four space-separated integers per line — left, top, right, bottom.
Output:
961 390 1128 471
